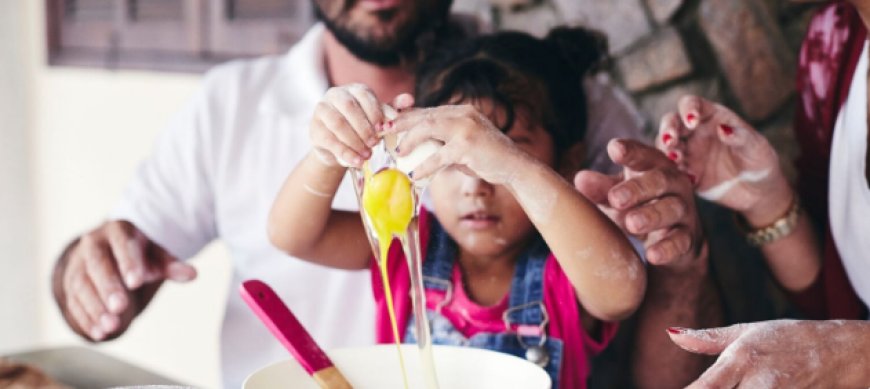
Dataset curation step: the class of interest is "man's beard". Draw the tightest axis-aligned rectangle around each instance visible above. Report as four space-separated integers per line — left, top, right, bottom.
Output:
314 4 445 66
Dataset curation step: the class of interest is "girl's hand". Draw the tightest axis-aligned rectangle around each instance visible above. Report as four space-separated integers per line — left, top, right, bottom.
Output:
310 84 411 168
658 95 792 226
386 104 523 184
669 320 870 388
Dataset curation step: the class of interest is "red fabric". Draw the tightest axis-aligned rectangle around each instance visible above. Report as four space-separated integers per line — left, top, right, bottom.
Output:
423 266 511 338
370 208 618 389
791 1 868 319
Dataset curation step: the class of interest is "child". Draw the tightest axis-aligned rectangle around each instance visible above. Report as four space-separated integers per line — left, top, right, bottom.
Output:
268 27 646 389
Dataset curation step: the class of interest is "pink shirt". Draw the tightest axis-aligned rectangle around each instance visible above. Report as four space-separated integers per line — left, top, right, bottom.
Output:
371 209 618 389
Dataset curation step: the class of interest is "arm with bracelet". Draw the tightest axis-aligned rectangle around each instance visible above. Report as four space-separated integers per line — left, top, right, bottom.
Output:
657 95 821 293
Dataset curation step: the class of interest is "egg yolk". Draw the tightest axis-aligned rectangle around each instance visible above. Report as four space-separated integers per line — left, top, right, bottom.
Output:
362 168 414 255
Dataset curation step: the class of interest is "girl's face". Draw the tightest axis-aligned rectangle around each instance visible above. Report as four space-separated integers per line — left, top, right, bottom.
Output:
429 99 556 260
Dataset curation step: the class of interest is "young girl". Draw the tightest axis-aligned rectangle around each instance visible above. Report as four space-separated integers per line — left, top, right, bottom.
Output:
268 27 646 389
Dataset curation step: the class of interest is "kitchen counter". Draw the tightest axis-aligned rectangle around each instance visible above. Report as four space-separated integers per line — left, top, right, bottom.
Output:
4 346 186 388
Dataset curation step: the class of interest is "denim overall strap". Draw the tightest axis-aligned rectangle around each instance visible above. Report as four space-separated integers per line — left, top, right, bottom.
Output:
503 236 551 355
420 217 456 293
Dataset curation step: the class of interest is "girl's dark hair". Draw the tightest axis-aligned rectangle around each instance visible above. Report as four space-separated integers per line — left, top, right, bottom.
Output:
415 27 608 160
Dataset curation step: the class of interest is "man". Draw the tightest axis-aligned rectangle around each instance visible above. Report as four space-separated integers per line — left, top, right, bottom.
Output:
52 1 450 387
51 0 715 387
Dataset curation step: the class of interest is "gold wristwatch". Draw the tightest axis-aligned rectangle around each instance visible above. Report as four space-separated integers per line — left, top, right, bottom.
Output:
738 197 801 247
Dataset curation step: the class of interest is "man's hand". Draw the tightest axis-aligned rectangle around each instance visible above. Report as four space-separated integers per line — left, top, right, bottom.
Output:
575 138 703 271
53 220 197 341
669 320 870 388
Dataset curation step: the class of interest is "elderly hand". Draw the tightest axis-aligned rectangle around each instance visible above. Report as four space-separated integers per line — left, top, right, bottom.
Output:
668 320 870 388
574 138 702 271
657 95 793 227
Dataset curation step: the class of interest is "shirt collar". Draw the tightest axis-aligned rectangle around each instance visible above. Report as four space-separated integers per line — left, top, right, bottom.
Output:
257 23 329 118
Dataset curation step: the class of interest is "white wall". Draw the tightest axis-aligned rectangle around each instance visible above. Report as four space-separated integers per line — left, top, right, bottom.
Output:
0 0 38 354
2 2 232 388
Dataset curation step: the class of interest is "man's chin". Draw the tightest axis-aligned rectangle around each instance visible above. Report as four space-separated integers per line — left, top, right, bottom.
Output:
325 21 412 66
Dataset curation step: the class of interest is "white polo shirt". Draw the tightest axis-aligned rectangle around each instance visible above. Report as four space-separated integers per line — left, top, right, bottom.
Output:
111 23 375 388
111 22 646 388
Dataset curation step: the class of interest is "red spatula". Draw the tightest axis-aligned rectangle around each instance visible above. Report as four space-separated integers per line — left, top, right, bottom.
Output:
240 279 353 389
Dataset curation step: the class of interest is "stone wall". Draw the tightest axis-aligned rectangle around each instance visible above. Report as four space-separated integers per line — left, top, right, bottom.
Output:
453 0 824 179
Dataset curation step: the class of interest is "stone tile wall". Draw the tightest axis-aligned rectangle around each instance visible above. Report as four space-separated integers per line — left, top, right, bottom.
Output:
453 0 824 179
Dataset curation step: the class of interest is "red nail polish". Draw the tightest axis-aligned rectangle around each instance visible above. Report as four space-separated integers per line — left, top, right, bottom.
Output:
687 173 697 185
686 113 696 125
667 151 678 161
720 124 734 135
667 327 687 335
385 120 394 129
662 133 672 145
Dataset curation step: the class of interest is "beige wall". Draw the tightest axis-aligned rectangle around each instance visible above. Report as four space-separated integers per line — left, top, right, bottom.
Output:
0 1 231 388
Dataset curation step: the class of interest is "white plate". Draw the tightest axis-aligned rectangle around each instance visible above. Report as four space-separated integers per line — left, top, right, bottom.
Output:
243 344 551 389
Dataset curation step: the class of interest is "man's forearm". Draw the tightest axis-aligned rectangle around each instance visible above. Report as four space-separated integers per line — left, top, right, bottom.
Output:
632 244 722 388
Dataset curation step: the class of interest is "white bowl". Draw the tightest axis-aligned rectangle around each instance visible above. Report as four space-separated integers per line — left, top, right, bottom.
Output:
243 344 551 389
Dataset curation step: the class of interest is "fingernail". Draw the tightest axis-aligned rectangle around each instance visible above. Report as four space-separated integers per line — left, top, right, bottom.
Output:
108 293 125 313
720 124 734 135
395 146 401 154
100 314 119 332
662 133 672 145
686 113 697 127
667 151 679 161
362 149 372 159
667 327 688 335
630 214 648 230
687 173 697 185
90 327 105 341
612 188 630 206
124 273 140 289
353 156 363 167
367 137 379 147
375 122 383 132
385 120 394 130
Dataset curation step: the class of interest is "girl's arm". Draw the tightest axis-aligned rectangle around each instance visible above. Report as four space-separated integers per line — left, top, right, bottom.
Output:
268 151 370 269
499 148 646 322
388 105 646 321
659 95 821 292
268 84 395 270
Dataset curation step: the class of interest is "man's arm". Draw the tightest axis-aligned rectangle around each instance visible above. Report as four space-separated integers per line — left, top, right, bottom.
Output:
632 244 721 387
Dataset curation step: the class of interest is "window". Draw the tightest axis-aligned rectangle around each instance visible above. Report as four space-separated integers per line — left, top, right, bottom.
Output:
47 0 314 73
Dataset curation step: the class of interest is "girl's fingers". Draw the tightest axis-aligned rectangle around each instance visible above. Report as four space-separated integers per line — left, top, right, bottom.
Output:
313 119 365 167
315 103 370 161
391 93 415 111
345 84 385 145
409 142 456 181
327 88 378 148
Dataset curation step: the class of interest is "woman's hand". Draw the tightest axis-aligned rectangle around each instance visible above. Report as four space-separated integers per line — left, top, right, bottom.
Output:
668 320 870 388
386 104 524 184
658 95 793 227
309 84 412 168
